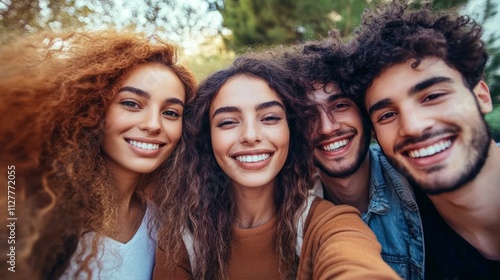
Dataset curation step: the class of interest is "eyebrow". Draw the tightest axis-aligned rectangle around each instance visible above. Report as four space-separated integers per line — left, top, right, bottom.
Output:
255 100 285 111
118 86 184 106
368 76 453 117
118 86 149 98
212 100 285 118
410 76 453 95
368 98 393 117
326 92 351 103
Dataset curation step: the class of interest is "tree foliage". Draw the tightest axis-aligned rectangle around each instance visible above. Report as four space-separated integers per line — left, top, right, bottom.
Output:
122 0 216 43
213 0 374 52
479 0 500 106
213 0 471 52
0 0 215 45
0 0 111 36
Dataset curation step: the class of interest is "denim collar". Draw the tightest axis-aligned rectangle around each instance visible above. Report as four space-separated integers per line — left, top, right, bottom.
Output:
370 146 419 212
364 148 391 218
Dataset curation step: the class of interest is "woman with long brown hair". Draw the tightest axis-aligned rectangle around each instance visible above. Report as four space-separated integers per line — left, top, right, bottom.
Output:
152 54 400 279
0 30 196 279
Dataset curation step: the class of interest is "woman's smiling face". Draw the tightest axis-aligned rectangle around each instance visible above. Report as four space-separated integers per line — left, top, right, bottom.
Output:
101 63 186 178
209 75 290 190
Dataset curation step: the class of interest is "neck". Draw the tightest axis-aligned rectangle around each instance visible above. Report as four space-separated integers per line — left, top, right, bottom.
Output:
106 161 145 243
117 176 140 207
105 158 142 207
319 154 370 213
429 141 500 259
232 181 277 229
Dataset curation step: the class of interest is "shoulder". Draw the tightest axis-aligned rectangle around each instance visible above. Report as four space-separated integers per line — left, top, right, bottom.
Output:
305 198 367 232
309 197 360 216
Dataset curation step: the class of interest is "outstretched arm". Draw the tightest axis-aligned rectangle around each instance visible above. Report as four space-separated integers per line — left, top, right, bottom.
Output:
297 199 401 280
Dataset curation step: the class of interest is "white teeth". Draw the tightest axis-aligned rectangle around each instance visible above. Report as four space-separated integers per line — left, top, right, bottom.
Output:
128 140 160 150
408 140 452 158
322 139 349 151
235 154 271 163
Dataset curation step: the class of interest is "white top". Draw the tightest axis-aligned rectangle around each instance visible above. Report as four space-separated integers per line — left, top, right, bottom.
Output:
60 208 156 280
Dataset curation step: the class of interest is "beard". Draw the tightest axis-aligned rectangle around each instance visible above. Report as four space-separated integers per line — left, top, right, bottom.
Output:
386 115 491 195
314 119 371 178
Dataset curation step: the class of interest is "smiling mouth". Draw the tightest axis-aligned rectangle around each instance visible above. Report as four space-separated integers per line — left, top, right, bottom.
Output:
407 140 452 159
234 153 272 163
127 139 164 150
320 139 350 151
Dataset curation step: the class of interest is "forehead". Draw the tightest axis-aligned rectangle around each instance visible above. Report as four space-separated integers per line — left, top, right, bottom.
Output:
210 75 282 109
310 82 342 103
366 58 460 104
124 63 173 86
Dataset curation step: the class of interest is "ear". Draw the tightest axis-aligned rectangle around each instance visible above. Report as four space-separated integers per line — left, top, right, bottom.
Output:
473 80 493 114
371 129 377 140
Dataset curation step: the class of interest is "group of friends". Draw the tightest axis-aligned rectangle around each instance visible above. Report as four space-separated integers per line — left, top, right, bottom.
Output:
1 0 499 279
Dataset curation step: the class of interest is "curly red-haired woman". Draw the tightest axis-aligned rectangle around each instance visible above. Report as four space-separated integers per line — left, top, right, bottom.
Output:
0 30 196 279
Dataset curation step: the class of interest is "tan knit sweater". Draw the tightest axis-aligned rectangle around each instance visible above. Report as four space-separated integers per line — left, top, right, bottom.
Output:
153 198 400 279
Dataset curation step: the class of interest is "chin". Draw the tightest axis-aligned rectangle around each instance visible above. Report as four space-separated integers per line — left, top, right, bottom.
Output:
408 171 468 195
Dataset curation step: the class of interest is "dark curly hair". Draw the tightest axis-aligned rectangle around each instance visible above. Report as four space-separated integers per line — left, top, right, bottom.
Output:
275 30 372 134
279 30 351 94
0 30 196 279
157 54 316 279
348 0 488 101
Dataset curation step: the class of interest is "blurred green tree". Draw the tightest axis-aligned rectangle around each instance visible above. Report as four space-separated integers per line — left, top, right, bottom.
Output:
212 0 471 52
478 0 500 141
211 0 376 52
480 0 500 106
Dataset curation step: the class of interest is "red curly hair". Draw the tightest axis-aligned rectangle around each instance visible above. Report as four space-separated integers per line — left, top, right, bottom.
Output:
0 30 196 279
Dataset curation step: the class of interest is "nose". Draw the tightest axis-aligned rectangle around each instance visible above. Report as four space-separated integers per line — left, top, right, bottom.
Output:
139 109 162 134
316 109 341 136
239 120 262 145
398 107 434 137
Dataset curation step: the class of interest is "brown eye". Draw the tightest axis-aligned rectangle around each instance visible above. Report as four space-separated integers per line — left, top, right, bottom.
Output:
377 112 397 123
262 114 282 122
163 110 180 117
423 93 444 102
120 100 140 108
217 118 238 127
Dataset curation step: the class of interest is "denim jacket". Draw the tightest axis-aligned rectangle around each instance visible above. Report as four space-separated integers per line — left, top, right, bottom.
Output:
312 145 424 279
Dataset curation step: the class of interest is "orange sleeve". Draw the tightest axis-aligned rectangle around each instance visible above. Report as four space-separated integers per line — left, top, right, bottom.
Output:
297 198 401 280
152 244 192 280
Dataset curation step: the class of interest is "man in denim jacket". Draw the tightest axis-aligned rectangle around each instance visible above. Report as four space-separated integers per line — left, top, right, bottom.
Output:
281 36 423 279
349 1 500 279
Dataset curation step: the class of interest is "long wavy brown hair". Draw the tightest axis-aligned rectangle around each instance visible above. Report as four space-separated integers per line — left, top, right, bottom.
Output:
0 30 196 279
156 54 316 279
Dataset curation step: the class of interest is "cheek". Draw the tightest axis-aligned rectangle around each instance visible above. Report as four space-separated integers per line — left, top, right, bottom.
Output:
166 121 183 143
210 129 229 158
274 124 290 150
373 126 395 153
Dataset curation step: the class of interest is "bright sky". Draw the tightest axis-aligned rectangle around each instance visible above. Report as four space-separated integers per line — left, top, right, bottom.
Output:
75 0 222 54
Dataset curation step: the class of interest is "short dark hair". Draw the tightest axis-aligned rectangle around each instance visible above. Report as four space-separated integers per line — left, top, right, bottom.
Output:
277 31 371 131
285 31 350 91
348 0 488 100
